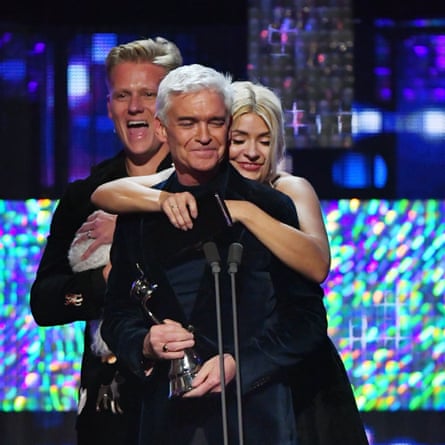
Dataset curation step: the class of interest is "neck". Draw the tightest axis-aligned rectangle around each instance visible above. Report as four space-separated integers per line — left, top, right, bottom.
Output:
125 144 170 177
175 165 220 187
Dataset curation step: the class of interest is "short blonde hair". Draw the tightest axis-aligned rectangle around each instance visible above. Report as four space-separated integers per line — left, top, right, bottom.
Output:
105 36 183 89
231 81 285 183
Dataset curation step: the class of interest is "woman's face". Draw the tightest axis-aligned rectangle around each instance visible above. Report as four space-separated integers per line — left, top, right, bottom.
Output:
229 112 272 182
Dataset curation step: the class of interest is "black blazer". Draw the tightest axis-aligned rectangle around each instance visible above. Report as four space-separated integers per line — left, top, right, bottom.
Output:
102 163 344 444
29 151 173 445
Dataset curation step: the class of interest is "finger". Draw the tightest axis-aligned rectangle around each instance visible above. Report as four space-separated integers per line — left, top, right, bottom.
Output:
72 234 85 246
175 206 194 230
162 202 181 229
81 240 104 260
76 221 94 236
182 387 201 398
111 400 117 414
168 204 188 230
161 339 195 358
175 194 198 224
162 319 179 327
190 370 206 387
115 401 124 414
102 394 109 410
86 210 100 222
185 198 198 219
182 377 218 397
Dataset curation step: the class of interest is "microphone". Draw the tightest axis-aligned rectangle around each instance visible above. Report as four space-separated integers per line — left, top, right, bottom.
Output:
203 241 228 445
203 241 221 274
227 242 244 445
227 242 243 273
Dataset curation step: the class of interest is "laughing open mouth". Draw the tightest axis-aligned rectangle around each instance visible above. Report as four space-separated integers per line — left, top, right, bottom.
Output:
127 120 148 128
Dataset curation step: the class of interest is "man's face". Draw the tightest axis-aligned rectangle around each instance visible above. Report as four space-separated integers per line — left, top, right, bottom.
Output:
156 90 230 186
107 62 167 161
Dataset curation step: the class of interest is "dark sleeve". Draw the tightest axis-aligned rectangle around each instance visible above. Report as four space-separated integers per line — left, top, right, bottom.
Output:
30 183 106 326
239 271 327 394
101 214 150 378
235 185 328 393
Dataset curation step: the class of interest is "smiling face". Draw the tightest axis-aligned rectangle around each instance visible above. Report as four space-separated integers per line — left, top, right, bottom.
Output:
107 61 167 163
229 112 272 182
156 89 230 186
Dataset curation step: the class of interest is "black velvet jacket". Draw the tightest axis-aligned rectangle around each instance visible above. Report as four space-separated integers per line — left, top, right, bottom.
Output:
102 163 368 445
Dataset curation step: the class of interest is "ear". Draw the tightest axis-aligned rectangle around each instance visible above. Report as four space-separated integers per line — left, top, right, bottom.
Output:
106 95 112 119
154 117 167 143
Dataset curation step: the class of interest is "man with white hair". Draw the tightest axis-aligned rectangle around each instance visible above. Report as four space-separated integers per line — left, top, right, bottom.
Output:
102 64 329 445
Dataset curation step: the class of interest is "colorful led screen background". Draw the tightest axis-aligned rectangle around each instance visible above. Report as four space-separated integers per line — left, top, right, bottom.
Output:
1 198 444 412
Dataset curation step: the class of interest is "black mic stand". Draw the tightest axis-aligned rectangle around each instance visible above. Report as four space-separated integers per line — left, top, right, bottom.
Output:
227 242 244 445
203 242 228 445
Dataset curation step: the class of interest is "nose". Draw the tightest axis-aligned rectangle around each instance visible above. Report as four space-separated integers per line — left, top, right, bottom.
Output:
244 140 260 159
196 123 211 144
128 95 144 114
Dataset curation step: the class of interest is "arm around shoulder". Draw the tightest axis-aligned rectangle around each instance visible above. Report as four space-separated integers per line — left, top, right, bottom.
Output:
225 175 330 283
91 168 174 213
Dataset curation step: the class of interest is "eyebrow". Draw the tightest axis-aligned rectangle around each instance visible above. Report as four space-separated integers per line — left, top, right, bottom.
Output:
231 129 271 137
177 116 227 123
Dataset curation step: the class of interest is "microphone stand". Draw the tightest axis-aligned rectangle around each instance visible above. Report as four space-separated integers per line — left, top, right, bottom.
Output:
203 242 228 445
227 242 244 445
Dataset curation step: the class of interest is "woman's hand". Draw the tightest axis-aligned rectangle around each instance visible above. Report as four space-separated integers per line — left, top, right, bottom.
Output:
73 210 117 260
160 192 198 230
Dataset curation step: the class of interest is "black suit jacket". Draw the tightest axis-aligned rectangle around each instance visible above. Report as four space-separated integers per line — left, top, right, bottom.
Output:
30 151 173 444
102 163 334 444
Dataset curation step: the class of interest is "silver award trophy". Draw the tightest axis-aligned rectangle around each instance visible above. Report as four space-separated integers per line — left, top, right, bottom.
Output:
130 264 202 398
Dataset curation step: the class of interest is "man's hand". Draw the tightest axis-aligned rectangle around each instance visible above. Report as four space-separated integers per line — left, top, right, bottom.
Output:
142 319 195 359
183 353 236 397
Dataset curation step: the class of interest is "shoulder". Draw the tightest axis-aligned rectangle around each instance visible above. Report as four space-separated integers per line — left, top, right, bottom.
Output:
53 154 126 219
90 151 126 175
273 172 319 201
65 152 127 197
273 171 311 189
227 166 297 219
228 165 286 198
87 151 127 184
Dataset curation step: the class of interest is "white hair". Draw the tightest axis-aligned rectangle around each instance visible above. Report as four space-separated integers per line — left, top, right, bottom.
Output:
155 64 233 123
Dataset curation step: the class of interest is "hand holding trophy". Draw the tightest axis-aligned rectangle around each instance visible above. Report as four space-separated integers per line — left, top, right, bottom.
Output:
130 264 202 398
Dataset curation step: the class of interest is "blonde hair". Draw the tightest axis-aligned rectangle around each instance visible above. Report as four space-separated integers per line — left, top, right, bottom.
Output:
105 36 183 88
231 81 285 183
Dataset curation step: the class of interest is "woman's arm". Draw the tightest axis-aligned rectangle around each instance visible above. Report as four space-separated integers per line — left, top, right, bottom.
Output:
91 168 174 213
92 170 330 283
91 168 197 230
225 175 331 283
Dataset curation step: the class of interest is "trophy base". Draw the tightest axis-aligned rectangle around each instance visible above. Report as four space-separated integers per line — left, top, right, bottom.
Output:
169 370 198 398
